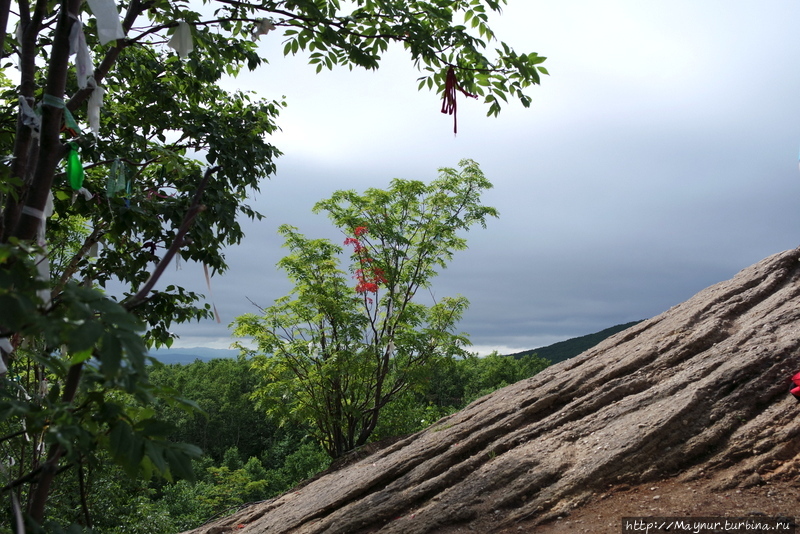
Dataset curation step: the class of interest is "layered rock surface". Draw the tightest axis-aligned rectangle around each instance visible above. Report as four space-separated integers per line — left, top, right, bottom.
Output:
187 248 800 534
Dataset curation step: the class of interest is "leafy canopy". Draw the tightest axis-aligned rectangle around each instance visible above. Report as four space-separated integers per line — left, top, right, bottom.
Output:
234 159 498 458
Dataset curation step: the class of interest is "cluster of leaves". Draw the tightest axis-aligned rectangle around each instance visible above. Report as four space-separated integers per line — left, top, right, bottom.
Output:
1 9 282 523
279 0 547 116
1 354 331 533
163 443 328 530
368 352 549 440
27 452 180 534
42 43 282 348
0 443 330 534
147 357 275 462
0 294 202 533
427 351 550 408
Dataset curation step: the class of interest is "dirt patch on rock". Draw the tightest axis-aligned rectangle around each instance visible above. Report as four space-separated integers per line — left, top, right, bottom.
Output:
477 472 800 533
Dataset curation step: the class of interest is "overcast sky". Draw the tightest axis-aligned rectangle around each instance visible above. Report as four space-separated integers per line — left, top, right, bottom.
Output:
157 0 800 355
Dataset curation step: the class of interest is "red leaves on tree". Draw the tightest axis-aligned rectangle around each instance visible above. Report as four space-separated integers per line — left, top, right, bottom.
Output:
344 236 365 254
355 282 378 294
345 226 386 294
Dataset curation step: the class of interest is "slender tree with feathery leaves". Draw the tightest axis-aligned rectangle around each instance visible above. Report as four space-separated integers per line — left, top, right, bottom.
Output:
234 159 498 458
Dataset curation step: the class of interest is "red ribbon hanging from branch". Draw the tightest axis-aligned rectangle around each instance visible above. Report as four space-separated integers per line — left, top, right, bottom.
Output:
441 67 478 135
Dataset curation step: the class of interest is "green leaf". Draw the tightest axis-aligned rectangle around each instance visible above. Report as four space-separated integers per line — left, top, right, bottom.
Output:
166 442 202 481
528 53 547 65
144 440 169 477
135 418 175 438
98 332 123 378
109 420 135 464
69 349 94 365
67 320 105 353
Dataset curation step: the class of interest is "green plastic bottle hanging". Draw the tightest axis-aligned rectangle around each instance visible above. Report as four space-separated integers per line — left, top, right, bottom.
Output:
66 142 84 190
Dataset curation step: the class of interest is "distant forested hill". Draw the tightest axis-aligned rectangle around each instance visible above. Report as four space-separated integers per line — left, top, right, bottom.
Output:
149 347 239 364
506 321 643 365
152 322 645 366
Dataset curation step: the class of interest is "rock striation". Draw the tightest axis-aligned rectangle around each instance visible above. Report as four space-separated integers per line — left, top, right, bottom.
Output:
187 248 800 534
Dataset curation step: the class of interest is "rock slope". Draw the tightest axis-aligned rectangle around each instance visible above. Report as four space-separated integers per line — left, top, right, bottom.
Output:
187 247 800 534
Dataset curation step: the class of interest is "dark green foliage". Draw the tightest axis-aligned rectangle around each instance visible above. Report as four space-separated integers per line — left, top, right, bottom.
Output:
144 359 332 532
371 392 455 441
3 349 547 533
0 251 202 530
372 352 550 440
0 449 181 534
507 321 644 365
458 352 551 404
156 441 330 531
148 357 273 463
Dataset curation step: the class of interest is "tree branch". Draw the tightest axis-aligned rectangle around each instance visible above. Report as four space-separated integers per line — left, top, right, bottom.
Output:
0 0 11 59
51 222 108 296
123 166 220 310
26 360 83 522
1 0 47 242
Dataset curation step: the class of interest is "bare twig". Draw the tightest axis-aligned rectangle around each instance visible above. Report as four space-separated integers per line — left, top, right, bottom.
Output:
246 296 266 313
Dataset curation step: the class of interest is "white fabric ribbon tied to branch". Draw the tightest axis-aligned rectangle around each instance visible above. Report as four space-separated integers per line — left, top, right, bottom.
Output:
21 192 55 306
69 18 93 89
87 81 104 135
19 96 40 139
68 17 104 136
86 0 126 45
168 21 194 59
0 338 11 374
252 19 275 41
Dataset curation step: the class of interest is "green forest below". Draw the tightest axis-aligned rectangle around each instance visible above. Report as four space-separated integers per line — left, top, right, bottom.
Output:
12 321 634 533
4 351 547 533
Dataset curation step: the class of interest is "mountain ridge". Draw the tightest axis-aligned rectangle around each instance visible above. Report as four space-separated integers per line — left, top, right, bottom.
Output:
149 347 238 365
505 320 643 364
153 322 641 366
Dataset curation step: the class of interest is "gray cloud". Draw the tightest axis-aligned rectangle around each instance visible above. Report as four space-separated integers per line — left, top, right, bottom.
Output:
161 1 800 354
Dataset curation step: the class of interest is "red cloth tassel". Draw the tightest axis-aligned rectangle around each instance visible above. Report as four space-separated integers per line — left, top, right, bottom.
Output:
791 371 800 399
441 67 478 134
